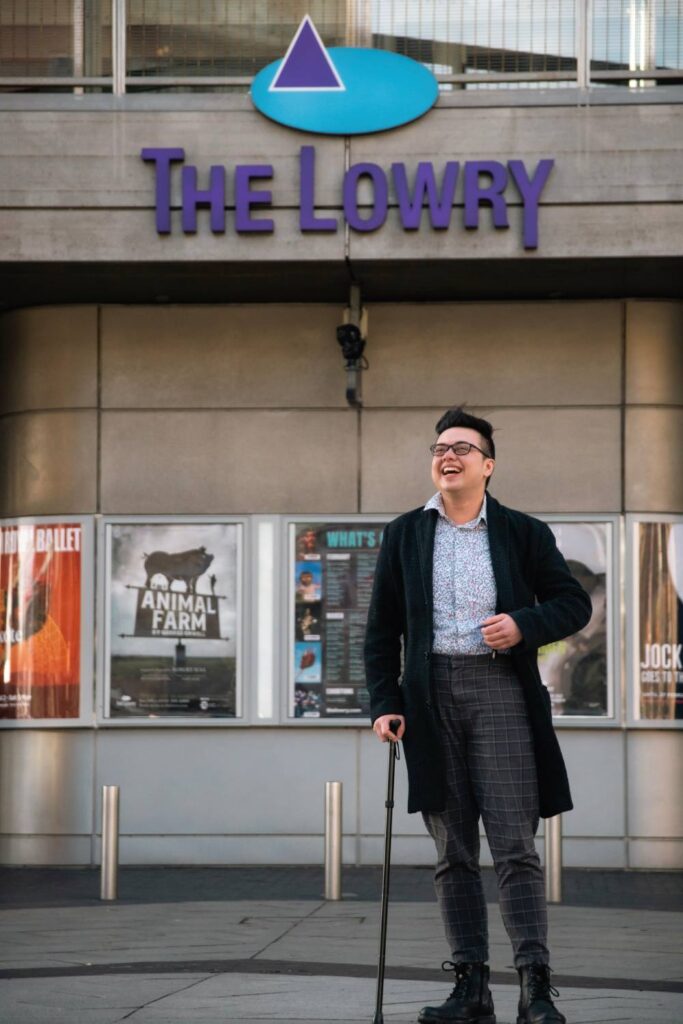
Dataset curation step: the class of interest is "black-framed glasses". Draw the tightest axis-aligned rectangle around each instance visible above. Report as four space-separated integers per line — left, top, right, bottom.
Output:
429 441 493 459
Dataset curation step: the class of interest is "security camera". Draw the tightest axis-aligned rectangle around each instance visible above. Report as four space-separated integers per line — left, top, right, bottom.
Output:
336 323 366 365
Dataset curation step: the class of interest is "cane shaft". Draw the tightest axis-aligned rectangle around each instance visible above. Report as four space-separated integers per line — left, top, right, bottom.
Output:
373 740 398 1021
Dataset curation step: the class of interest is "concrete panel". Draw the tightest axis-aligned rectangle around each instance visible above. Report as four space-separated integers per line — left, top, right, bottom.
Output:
2 102 682 210
0 835 91 865
347 204 683 263
627 731 683 837
558 731 625 836
625 407 683 512
626 301 683 405
363 302 622 408
0 410 98 516
101 305 347 409
100 409 358 513
350 103 683 205
0 109 344 208
628 839 683 869
0 731 94 835
0 307 98 415
0 208 346 263
94 729 358 835
361 408 621 514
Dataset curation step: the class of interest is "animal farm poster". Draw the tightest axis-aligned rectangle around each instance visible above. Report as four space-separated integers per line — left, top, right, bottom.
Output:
0 522 82 720
105 522 241 718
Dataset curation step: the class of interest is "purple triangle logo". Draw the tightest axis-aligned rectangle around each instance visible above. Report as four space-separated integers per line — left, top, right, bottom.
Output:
270 15 345 92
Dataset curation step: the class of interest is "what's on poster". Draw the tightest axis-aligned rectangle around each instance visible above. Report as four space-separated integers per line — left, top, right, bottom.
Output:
106 522 240 718
538 522 611 717
0 523 81 719
291 522 385 718
637 521 683 721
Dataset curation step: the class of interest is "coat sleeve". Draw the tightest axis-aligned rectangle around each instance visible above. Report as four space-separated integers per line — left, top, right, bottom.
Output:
364 524 405 722
509 521 593 651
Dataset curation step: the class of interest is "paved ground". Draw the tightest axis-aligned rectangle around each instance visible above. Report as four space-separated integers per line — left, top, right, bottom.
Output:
0 868 681 1023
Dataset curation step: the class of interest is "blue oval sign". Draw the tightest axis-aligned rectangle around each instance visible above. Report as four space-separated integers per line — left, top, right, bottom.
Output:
251 21 438 136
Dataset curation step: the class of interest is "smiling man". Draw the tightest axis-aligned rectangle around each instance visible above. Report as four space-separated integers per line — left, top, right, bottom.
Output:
364 406 592 1024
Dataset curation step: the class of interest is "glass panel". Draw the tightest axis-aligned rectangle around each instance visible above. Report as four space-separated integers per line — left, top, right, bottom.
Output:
105 521 243 720
1 521 83 720
0 0 112 86
289 521 388 720
592 0 683 79
634 521 683 723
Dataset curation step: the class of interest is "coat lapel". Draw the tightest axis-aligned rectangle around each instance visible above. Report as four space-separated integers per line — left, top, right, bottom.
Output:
415 508 437 612
486 494 515 613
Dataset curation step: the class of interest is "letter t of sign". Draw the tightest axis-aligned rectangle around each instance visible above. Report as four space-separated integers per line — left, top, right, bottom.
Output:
141 148 185 234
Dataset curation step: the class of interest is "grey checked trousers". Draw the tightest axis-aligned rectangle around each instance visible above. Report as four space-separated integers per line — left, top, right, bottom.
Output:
422 653 549 968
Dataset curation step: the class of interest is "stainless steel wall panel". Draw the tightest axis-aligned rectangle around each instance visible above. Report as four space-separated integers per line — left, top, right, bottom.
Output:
558 731 625 836
627 731 683 838
0 411 98 516
625 407 683 512
361 408 621 514
100 409 358 514
94 729 358 836
101 305 347 410
0 307 98 415
362 302 622 408
626 300 683 406
0 730 94 834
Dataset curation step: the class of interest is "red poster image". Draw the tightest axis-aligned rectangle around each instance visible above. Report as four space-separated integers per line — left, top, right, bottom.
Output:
0 523 81 719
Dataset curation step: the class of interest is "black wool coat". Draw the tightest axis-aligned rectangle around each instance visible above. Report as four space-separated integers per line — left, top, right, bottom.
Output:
364 494 593 818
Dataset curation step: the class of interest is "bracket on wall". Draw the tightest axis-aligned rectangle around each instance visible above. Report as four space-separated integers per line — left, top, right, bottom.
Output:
336 283 368 409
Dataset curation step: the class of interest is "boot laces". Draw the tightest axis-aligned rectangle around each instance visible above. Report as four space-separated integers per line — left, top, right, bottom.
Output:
441 960 473 1000
527 964 560 1003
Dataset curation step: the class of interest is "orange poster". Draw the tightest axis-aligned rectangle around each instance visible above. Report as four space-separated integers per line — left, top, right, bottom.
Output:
0 523 81 719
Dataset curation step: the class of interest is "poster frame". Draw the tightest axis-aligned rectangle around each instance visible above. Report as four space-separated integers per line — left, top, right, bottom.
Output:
280 512 622 729
626 513 683 730
0 514 94 729
281 514 393 727
538 514 621 727
97 515 248 728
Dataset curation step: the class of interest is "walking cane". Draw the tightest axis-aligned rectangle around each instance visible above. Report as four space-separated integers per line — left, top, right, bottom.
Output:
372 719 401 1024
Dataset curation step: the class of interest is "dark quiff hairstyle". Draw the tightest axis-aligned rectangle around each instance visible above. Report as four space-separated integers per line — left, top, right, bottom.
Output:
435 406 496 460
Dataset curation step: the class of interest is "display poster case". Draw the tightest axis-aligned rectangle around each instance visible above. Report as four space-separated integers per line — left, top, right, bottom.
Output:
0 516 94 727
101 518 244 724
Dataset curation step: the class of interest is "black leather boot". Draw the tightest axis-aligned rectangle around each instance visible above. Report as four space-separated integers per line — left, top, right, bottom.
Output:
418 960 496 1023
516 963 566 1024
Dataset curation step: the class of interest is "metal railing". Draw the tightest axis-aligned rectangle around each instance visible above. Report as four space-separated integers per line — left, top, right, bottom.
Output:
0 0 680 95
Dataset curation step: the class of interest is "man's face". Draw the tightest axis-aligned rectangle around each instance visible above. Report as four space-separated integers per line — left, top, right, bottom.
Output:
430 426 494 500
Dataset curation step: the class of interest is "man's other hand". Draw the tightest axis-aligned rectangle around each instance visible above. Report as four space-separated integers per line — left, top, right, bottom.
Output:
480 613 523 649
373 714 406 743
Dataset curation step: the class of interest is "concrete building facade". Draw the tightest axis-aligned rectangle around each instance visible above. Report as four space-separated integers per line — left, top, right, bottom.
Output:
1 12 682 870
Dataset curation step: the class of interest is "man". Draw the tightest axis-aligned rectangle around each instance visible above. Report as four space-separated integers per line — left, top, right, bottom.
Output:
364 406 592 1024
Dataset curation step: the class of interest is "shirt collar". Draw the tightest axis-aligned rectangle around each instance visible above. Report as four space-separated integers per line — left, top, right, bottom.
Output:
423 491 488 528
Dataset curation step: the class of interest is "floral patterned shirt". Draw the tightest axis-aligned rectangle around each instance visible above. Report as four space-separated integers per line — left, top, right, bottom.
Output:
423 492 504 655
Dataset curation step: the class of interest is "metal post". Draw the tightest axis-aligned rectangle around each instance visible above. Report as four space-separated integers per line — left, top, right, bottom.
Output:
72 0 85 95
544 814 562 904
576 0 593 91
324 781 343 900
100 785 120 901
112 0 127 96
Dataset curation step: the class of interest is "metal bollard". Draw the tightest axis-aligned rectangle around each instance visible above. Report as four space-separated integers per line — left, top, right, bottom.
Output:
100 785 120 901
544 813 562 904
324 781 343 901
